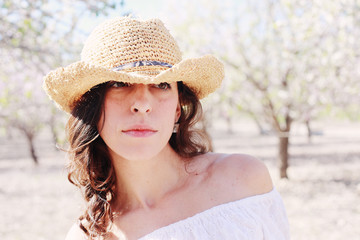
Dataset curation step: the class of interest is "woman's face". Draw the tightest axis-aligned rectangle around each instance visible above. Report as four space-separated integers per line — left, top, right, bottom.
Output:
98 81 181 161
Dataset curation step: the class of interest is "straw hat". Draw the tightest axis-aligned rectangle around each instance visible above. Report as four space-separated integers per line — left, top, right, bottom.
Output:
43 17 224 113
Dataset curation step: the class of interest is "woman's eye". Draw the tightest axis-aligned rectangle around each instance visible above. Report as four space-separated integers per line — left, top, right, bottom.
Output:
109 81 132 88
155 82 171 90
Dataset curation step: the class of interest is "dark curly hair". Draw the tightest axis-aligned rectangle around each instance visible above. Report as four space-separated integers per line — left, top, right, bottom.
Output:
65 82 212 239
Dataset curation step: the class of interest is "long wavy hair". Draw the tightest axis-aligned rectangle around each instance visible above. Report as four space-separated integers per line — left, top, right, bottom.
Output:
65 81 212 239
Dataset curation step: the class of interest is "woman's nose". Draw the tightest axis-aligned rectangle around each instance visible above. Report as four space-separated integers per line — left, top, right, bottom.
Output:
130 84 152 114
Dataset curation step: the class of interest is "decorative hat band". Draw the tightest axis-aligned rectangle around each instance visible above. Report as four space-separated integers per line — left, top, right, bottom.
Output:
112 60 173 71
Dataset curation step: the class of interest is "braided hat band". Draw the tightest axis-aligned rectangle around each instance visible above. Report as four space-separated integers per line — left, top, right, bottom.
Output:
112 60 173 73
43 17 224 113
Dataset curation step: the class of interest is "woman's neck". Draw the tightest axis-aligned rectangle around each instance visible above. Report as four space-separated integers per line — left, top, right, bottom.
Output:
111 144 188 211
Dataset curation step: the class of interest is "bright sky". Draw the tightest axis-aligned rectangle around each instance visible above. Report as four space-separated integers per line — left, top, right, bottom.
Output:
79 0 171 35
123 0 167 19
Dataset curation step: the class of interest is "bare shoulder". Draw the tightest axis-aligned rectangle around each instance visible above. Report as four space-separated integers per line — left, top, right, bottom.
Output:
65 223 87 240
207 153 273 198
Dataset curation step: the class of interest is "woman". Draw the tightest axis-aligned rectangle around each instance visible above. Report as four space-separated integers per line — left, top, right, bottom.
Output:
44 17 289 240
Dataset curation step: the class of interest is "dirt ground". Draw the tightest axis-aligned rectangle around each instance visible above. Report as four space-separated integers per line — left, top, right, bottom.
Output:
0 120 359 240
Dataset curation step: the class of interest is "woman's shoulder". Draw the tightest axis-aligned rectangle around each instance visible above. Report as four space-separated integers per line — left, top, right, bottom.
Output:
196 152 274 200
65 223 87 240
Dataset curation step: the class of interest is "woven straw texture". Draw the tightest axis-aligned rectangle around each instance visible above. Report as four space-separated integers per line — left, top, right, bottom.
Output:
43 17 224 113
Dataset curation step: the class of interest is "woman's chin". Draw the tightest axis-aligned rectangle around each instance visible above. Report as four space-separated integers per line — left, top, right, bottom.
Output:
109 146 163 163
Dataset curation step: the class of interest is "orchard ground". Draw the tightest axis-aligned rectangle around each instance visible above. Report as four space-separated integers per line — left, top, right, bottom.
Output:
0 120 359 240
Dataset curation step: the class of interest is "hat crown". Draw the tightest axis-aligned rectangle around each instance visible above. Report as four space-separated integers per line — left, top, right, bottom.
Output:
80 17 182 73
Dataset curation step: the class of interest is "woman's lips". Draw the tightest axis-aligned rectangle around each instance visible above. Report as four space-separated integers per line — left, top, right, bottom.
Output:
122 128 158 137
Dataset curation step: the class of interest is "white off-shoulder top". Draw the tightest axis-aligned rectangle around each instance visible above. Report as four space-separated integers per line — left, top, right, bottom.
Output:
138 189 290 240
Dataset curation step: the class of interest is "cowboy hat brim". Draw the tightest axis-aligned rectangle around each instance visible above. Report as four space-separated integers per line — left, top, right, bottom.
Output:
43 54 224 113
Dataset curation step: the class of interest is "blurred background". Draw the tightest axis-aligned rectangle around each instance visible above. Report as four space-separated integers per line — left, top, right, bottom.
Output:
0 0 359 239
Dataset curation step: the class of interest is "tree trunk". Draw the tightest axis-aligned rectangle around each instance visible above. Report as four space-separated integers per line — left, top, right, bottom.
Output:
200 116 214 152
305 120 312 143
49 113 60 150
25 131 38 165
226 114 234 134
278 134 289 179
